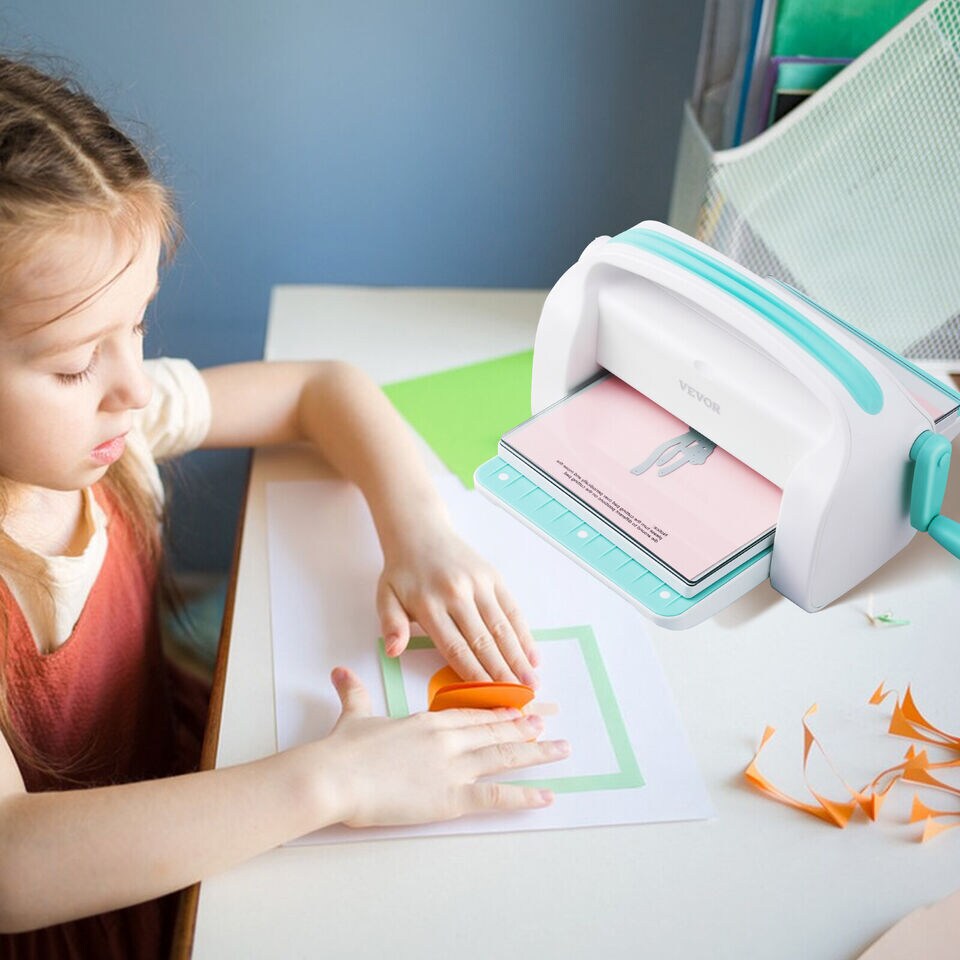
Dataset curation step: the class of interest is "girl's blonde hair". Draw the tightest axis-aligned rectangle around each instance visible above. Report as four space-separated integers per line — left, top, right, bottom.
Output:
0 55 181 777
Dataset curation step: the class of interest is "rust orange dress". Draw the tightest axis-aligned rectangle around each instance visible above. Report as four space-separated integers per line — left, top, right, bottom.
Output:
0 486 206 960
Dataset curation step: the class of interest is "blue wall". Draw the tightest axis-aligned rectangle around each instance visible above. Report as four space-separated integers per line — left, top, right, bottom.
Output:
3 1 701 571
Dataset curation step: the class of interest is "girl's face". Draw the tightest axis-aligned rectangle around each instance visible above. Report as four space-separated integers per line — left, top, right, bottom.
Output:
0 217 159 494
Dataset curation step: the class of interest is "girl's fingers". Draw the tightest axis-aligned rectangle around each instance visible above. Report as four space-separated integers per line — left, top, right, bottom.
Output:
452 712 545 750
469 737 570 778
426 706 525 728
494 581 539 669
330 666 372 717
376 582 410 657
464 782 555 813
473 587 538 687
446 600 518 684
417 605 491 682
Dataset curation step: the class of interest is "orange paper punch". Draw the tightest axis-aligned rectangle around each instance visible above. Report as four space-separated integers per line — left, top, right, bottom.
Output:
427 666 535 712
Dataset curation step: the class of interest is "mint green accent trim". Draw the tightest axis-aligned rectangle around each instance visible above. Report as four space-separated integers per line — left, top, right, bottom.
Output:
610 226 884 415
772 279 960 408
377 627 644 794
909 431 960 561
475 457 769 617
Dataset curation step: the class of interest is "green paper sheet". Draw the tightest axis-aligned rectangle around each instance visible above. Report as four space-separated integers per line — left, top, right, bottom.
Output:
383 350 533 488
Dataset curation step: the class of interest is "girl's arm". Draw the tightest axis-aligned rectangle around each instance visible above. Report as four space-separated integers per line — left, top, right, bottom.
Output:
0 668 567 931
201 359 539 686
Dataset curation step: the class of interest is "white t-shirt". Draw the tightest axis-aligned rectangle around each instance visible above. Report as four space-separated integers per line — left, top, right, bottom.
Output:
0 358 212 654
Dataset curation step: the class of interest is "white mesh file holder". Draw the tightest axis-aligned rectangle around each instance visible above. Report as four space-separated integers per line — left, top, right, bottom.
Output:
669 0 960 365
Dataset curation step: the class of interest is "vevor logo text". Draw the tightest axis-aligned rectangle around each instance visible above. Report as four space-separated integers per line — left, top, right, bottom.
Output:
679 380 719 413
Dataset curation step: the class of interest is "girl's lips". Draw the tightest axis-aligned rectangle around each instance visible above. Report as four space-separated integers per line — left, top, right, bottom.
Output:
91 435 126 465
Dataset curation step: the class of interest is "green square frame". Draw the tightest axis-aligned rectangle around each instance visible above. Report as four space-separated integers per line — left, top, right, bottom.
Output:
377 625 644 793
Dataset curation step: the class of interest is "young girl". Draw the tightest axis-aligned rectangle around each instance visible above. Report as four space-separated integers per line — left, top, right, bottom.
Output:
0 56 568 957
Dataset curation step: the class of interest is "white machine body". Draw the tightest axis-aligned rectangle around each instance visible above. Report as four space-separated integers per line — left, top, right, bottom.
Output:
527 221 960 615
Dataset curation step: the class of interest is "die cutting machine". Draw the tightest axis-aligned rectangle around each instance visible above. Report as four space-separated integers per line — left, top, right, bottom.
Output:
475 221 960 629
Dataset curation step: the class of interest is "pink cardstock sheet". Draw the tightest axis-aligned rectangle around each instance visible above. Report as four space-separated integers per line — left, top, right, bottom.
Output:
503 376 783 582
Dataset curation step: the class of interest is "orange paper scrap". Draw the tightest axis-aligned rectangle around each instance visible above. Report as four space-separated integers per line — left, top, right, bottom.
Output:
885 685 960 751
910 794 960 823
746 684 960 841
868 682 896 706
900 751 960 797
921 818 960 842
744 714 855 828
854 776 897 822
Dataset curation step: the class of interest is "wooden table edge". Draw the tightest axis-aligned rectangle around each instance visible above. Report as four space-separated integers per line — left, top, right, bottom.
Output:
170 452 252 959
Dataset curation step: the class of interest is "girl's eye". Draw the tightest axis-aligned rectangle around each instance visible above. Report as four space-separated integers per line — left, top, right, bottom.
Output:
55 353 97 386
52 317 143 384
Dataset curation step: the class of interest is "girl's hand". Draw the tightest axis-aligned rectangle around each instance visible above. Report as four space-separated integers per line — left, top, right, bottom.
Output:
376 518 539 687
317 668 568 828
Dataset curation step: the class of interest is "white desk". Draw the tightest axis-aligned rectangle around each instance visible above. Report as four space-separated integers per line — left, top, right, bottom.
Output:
186 285 960 960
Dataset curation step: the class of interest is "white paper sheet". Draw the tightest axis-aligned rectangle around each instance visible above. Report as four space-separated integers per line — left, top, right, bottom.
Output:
267 476 713 843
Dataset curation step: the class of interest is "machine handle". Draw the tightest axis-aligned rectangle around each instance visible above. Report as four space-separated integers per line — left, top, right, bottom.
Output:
929 515 960 558
910 431 960 560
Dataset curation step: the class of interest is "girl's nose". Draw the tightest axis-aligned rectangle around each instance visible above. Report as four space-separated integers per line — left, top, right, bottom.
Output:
101 352 153 412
